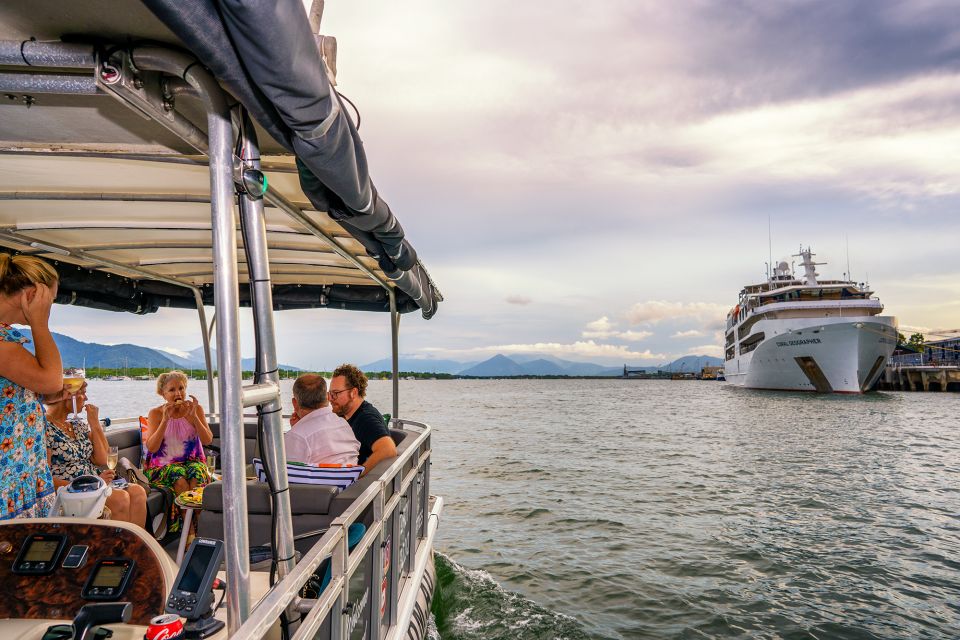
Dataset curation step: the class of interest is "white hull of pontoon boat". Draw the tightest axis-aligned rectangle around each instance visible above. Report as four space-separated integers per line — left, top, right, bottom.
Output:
724 317 897 393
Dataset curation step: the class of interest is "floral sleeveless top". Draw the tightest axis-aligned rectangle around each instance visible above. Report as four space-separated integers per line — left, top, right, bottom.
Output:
0 324 55 519
45 417 100 480
143 416 206 469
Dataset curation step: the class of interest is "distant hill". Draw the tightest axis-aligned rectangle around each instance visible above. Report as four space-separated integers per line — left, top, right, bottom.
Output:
360 357 475 375
17 330 301 372
459 354 528 377
457 353 723 377
517 358 569 375
657 355 723 372
19 329 179 369
161 346 302 372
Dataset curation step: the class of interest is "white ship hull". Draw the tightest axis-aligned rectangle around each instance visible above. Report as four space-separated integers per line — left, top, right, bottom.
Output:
725 317 897 393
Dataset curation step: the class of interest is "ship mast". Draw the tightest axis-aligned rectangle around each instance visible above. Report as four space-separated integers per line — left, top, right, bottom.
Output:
793 246 824 286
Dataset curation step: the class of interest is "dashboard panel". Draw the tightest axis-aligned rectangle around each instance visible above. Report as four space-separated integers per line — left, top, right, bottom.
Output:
0 520 171 625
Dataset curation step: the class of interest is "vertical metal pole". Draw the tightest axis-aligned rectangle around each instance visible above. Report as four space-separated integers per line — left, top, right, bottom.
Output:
332 537 346 640
237 111 297 581
389 487 401 627
369 492 385 640
389 290 399 420
195 73 250 630
192 289 216 415
420 458 431 540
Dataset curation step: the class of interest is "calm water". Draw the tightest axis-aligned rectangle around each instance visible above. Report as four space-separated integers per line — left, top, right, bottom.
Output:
89 379 959 639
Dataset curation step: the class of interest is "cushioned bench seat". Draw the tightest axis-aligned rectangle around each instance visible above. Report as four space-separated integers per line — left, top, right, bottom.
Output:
197 428 420 559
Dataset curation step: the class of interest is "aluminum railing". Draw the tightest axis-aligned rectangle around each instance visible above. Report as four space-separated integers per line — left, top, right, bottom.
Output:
231 418 438 640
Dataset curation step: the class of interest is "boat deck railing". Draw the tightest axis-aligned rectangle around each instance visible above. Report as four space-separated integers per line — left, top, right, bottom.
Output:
232 417 439 640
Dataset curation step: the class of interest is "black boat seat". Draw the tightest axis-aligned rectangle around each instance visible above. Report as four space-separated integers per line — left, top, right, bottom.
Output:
208 418 262 465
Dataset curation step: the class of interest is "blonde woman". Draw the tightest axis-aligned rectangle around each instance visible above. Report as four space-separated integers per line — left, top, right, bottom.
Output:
145 371 214 495
0 252 62 519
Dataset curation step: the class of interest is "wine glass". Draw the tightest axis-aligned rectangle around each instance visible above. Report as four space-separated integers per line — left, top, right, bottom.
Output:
205 453 217 480
63 367 85 421
107 446 119 472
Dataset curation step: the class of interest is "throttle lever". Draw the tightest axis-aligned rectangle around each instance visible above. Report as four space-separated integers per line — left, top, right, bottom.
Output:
71 602 132 640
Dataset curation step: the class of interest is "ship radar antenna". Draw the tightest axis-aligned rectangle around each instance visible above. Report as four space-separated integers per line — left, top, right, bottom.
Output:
792 245 825 285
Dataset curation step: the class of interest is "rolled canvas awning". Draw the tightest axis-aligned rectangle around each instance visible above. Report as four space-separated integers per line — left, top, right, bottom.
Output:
0 0 441 318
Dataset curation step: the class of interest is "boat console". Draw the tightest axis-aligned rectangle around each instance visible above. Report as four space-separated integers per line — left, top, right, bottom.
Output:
0 519 177 637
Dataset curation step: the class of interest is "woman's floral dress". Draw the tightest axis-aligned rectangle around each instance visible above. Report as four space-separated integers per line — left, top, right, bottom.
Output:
0 324 55 519
45 418 100 480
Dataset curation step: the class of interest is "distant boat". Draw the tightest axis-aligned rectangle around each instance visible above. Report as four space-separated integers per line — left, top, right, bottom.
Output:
103 375 131 381
724 246 896 393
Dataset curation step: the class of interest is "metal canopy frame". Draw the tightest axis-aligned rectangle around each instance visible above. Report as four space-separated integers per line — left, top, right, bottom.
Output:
0 38 406 636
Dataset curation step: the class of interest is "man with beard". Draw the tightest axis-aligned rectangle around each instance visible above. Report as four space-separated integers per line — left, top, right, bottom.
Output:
328 364 397 476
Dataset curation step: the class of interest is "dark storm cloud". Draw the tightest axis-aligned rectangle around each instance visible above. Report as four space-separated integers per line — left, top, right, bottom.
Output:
688 0 960 105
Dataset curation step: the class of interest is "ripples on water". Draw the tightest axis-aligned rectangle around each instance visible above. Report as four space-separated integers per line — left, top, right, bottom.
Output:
91 379 960 639
401 380 959 640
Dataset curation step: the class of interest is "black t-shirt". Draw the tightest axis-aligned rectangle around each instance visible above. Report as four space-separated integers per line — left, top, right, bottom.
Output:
347 400 390 465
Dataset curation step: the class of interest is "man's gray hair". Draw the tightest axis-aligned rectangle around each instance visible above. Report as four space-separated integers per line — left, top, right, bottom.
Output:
292 374 328 409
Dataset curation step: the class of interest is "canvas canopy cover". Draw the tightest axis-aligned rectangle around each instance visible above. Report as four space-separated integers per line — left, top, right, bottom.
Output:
0 0 441 318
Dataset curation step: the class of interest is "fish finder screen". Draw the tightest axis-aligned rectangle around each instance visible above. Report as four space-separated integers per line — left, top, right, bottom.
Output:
92 564 126 588
177 544 215 593
24 540 59 562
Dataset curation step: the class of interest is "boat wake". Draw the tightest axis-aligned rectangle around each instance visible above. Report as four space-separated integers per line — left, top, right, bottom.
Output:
431 553 593 640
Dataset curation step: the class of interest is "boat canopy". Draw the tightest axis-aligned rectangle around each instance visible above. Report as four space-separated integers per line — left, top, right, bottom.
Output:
0 0 441 318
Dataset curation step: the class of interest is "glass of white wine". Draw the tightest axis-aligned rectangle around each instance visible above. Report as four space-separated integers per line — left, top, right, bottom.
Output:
107 446 119 472
206 453 217 480
63 367 85 421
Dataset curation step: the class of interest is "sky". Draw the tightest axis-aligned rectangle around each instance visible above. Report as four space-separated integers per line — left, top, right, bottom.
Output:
55 0 960 369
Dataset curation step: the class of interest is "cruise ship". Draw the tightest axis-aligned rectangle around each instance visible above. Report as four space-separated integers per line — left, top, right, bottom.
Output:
724 247 897 393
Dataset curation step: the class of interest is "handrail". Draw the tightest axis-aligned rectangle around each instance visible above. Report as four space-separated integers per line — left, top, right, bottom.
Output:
230 421 434 640
389 496 442 640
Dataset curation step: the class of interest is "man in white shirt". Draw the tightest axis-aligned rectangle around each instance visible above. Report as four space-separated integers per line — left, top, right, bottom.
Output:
285 374 360 466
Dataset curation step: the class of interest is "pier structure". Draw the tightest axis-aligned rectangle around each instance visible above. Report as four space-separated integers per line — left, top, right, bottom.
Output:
881 365 960 392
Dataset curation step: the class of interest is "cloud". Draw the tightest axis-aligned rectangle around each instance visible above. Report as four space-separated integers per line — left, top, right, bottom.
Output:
506 295 532 305
627 301 728 325
618 330 654 342
672 329 706 339
686 344 724 358
581 317 653 341
423 340 666 362
582 316 617 337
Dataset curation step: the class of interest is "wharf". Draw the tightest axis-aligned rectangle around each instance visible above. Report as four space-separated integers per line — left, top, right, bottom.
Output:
879 365 960 392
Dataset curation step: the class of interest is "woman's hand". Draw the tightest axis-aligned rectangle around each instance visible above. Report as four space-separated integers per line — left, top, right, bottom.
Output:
163 401 188 420
85 403 100 428
99 469 116 483
182 395 201 423
20 283 55 329
42 385 71 405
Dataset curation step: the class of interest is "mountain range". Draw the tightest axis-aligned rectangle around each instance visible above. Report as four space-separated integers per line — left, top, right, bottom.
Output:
17 330 301 372
359 353 722 377
13 328 721 377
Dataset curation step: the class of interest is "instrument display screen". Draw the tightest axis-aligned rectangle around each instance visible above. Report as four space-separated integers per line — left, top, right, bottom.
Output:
12 534 68 575
23 540 60 562
176 542 215 593
82 558 136 600
91 564 126 588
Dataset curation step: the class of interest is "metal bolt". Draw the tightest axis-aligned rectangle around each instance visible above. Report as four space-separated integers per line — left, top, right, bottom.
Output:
133 76 144 90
